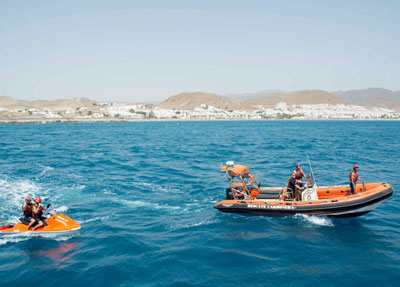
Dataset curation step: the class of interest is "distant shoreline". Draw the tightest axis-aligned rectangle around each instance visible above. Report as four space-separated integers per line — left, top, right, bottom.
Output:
1 117 399 124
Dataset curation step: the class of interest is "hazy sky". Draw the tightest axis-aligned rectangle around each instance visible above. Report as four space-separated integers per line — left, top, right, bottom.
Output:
1 0 399 102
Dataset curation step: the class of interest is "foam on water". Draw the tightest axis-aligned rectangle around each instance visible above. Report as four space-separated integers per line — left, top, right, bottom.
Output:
54 206 69 213
35 165 54 180
71 184 86 191
0 176 44 220
38 233 77 241
297 214 334 227
0 234 30 246
0 232 77 246
169 218 219 230
118 199 181 211
77 215 109 224
133 181 183 194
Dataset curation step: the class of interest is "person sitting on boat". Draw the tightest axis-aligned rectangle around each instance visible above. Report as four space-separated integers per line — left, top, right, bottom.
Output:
287 172 305 200
30 197 51 231
22 196 36 230
294 163 309 186
349 164 363 195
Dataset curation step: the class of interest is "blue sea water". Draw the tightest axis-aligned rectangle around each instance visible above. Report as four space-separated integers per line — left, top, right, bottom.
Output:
0 120 399 286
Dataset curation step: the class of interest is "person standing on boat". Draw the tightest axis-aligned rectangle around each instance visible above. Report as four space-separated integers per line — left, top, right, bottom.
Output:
349 164 363 195
287 172 305 200
294 163 310 185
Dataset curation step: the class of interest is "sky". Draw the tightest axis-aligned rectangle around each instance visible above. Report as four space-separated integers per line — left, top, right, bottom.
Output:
0 0 399 102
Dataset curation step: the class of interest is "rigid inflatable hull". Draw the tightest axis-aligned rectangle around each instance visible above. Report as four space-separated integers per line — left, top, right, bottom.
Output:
215 183 394 218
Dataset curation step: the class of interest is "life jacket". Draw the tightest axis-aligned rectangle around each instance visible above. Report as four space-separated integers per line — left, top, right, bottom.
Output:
349 170 358 183
33 205 44 219
23 204 32 217
295 169 305 180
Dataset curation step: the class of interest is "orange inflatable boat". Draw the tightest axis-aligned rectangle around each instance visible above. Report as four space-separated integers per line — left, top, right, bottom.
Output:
215 163 394 218
0 214 81 235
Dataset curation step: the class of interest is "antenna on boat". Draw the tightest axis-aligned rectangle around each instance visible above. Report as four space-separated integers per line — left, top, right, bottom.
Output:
307 154 317 188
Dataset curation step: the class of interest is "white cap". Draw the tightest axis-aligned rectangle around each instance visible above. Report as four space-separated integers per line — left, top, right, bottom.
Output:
226 161 235 167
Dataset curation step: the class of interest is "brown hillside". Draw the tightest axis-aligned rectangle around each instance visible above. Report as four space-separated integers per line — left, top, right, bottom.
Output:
0 96 97 111
0 96 31 109
31 98 96 111
369 98 400 112
157 92 253 110
244 90 347 107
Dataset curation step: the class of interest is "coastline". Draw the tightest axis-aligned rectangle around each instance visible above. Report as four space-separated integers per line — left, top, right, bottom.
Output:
2 100 398 123
1 117 399 124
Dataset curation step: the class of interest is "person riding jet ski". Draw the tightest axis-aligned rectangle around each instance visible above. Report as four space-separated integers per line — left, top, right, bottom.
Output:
30 197 51 231
22 196 36 230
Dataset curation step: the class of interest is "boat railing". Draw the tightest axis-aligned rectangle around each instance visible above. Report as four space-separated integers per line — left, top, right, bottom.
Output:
282 187 294 201
228 174 258 201
230 179 253 200
361 180 366 192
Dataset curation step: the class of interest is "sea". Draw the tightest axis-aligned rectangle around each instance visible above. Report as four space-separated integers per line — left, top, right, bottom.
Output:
0 120 399 286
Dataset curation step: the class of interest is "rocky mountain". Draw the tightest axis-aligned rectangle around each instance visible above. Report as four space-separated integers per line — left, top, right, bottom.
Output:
3 88 400 114
224 90 286 100
157 90 348 110
0 96 32 109
157 92 253 111
333 88 400 110
0 97 96 111
243 90 347 107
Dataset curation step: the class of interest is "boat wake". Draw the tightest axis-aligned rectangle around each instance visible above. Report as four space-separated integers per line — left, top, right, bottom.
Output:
35 165 54 180
0 232 77 246
0 176 44 219
77 215 109 225
297 214 334 227
0 234 29 246
133 181 183 194
54 206 69 213
118 199 181 212
170 218 219 230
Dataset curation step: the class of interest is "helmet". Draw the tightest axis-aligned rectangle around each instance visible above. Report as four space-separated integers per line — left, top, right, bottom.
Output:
34 197 42 203
353 164 359 169
25 196 31 201
296 163 301 168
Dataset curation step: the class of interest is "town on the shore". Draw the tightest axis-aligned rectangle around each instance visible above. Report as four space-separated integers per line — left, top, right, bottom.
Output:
1 89 399 122
0 101 398 122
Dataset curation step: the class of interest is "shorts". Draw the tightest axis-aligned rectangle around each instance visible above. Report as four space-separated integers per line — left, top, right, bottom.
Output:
35 218 45 225
26 217 42 225
24 216 34 222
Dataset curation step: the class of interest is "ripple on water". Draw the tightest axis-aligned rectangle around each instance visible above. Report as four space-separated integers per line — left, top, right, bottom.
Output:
0 121 399 286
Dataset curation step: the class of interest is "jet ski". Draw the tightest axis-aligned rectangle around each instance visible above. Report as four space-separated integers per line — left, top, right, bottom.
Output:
0 222 14 230
0 214 81 234
214 162 394 218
